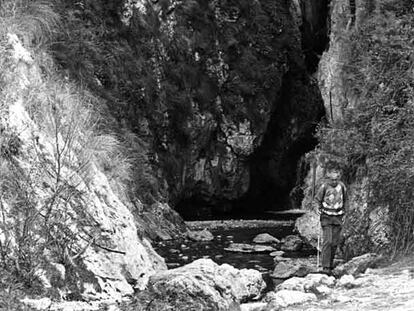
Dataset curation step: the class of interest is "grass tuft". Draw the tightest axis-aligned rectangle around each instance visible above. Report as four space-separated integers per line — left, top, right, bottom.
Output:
0 0 61 47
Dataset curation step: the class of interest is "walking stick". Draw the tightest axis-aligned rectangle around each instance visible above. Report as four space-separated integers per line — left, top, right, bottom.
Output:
311 160 320 269
311 160 316 200
317 226 321 269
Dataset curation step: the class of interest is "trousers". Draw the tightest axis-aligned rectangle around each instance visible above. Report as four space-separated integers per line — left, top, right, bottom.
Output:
320 214 342 269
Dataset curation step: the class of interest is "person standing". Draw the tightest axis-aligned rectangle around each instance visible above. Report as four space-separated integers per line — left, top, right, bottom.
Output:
314 164 347 275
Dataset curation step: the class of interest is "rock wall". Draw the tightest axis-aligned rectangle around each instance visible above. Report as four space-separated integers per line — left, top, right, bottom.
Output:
296 0 390 257
120 0 324 217
0 33 170 299
296 0 361 249
298 0 330 71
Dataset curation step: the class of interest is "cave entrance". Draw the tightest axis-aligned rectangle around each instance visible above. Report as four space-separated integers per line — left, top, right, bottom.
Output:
233 72 325 216
233 0 330 216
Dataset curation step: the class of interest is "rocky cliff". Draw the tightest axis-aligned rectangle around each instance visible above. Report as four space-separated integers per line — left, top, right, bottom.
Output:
297 0 414 257
116 0 326 217
46 0 328 219
296 0 378 255
8 0 398 302
0 0 328 300
0 15 178 300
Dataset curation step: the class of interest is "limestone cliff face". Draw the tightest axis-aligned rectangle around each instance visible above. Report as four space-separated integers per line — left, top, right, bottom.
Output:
296 0 361 249
122 0 324 216
1 33 168 299
296 0 390 257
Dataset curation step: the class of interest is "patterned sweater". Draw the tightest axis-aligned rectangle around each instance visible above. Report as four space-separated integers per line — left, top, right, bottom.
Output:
314 180 347 216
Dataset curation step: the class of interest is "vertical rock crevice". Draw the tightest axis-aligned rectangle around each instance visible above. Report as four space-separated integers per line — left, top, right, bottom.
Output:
299 0 331 72
234 0 330 215
238 72 324 214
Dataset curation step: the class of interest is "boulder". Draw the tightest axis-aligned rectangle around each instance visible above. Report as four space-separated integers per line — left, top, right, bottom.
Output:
265 290 317 308
273 256 290 262
336 274 358 289
42 301 102 311
276 273 335 292
225 243 276 253
294 210 321 248
187 228 214 242
332 295 353 303
270 251 285 257
315 285 333 296
139 202 187 241
271 251 290 262
166 263 180 269
333 253 383 277
253 233 280 245
21 298 53 311
240 302 268 311
149 259 266 311
280 235 303 252
271 259 317 279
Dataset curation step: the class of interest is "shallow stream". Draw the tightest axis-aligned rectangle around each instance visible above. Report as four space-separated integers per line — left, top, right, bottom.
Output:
154 217 315 290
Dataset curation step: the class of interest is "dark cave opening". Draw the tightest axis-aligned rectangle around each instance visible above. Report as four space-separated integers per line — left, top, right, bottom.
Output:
176 70 325 221
230 1 330 216
233 72 325 216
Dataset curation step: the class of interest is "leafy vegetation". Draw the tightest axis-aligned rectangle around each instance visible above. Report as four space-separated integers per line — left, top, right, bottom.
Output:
317 0 414 256
119 286 237 311
0 0 60 47
0 269 36 311
0 0 133 300
50 0 302 204
3 1 414 309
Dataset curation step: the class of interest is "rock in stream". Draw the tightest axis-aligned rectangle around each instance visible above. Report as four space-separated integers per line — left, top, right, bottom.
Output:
149 258 266 311
224 243 276 253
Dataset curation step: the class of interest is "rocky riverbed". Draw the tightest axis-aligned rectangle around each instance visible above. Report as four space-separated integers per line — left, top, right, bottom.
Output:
154 220 315 288
16 216 413 311
20 248 414 311
242 256 414 311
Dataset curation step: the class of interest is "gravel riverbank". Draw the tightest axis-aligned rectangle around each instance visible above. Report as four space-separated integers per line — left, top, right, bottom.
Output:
282 256 414 311
186 219 295 231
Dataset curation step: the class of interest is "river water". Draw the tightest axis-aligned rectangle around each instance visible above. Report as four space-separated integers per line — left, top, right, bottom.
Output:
154 217 315 289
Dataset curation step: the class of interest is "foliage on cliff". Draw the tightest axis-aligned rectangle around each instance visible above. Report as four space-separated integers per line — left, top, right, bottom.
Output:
51 0 318 208
317 0 414 255
0 0 151 300
2 0 311 210
56 0 293 130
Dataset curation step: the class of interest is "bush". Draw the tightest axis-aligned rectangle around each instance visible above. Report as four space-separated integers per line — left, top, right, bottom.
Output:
49 0 166 204
120 287 223 311
0 269 36 311
0 0 60 47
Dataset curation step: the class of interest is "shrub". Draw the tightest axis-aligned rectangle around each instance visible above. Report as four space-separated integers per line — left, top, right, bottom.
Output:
49 0 166 204
120 287 222 311
0 0 60 47
0 269 36 311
